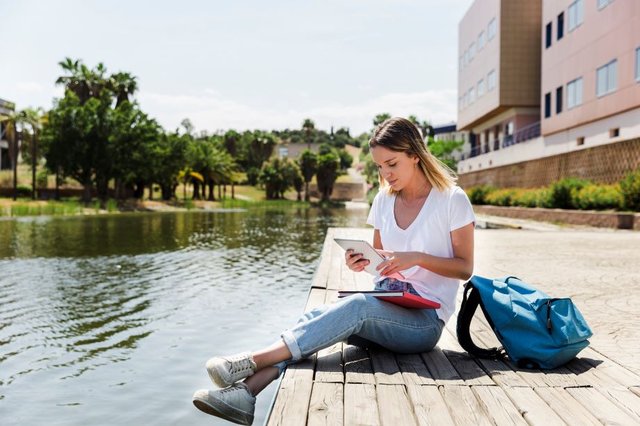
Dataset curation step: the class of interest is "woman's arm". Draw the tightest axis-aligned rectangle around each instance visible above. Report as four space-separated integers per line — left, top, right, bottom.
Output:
376 223 474 281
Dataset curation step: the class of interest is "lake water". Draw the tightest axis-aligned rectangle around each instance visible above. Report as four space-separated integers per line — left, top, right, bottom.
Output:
0 206 369 425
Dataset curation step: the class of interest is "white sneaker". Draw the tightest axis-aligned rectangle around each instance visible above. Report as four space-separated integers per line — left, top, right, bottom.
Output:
206 351 257 388
193 383 256 425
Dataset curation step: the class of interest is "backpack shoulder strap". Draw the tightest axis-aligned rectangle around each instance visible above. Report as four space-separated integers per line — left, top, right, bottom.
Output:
456 280 505 359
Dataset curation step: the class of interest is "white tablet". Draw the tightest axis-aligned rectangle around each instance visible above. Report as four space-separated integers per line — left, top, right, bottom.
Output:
333 238 387 276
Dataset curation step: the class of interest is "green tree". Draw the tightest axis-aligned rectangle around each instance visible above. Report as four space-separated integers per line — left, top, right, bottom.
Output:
109 72 138 108
302 118 315 149
298 149 317 202
17 107 46 199
316 152 340 201
0 110 23 200
259 158 293 200
426 137 463 170
373 113 391 128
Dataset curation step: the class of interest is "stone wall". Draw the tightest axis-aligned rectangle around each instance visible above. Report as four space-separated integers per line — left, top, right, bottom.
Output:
474 205 639 230
458 138 640 188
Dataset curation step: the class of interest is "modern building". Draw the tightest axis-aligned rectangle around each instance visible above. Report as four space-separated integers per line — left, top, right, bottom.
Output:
456 0 640 188
0 98 16 170
457 0 542 167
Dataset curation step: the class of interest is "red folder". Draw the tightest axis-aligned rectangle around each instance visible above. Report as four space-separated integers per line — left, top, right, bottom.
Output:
337 290 441 309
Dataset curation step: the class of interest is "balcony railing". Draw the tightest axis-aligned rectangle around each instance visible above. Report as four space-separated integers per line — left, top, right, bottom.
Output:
463 121 540 159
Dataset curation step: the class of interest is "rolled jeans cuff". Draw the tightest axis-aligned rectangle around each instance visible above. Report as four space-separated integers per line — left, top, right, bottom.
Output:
280 329 303 361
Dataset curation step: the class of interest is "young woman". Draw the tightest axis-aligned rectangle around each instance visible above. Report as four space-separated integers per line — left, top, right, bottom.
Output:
192 117 475 425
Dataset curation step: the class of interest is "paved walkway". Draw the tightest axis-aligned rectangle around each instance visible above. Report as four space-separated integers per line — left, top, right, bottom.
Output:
474 225 640 375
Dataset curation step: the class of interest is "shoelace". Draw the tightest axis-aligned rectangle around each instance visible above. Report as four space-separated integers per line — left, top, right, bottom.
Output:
227 356 254 374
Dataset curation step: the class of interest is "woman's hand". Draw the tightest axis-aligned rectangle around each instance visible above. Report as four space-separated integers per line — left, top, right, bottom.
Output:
376 251 419 277
345 249 370 272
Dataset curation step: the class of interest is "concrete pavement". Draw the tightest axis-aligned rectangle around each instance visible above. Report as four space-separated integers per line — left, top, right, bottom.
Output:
473 225 640 374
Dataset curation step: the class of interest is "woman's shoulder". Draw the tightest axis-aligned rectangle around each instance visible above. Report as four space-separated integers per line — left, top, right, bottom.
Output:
433 185 467 200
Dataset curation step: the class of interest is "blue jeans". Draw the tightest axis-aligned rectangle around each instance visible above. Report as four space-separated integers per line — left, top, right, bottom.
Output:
277 279 444 373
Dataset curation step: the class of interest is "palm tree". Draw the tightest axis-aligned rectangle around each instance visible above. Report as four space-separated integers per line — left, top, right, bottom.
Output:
19 108 46 199
110 72 138 107
1 111 24 200
302 118 315 149
56 58 110 104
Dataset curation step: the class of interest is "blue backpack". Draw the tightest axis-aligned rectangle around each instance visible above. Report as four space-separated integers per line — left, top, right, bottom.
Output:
456 275 593 369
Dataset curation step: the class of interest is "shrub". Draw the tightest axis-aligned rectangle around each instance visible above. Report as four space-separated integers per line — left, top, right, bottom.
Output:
16 184 33 198
466 185 495 205
510 188 551 208
36 170 49 188
485 188 517 206
549 178 590 209
619 168 640 211
571 184 623 210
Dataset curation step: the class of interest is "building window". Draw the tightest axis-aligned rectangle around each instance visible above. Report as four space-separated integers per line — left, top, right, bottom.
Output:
544 92 551 118
545 22 552 48
568 0 584 31
636 47 640 81
469 42 476 61
596 59 617 97
556 86 563 114
598 0 614 10
567 77 583 109
477 31 485 50
488 18 497 41
477 79 485 97
469 87 476 104
557 12 564 40
487 70 496 91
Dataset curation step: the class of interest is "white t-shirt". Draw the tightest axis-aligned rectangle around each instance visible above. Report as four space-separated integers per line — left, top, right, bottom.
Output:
366 185 476 323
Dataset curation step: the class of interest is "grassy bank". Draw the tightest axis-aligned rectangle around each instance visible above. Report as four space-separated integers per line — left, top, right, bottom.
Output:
0 185 315 217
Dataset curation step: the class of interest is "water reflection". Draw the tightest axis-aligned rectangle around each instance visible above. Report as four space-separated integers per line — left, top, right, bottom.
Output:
0 206 368 425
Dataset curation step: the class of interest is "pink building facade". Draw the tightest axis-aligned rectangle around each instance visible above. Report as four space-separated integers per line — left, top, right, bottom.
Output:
457 0 640 177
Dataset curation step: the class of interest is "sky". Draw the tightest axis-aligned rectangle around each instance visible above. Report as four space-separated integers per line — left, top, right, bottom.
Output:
0 0 473 135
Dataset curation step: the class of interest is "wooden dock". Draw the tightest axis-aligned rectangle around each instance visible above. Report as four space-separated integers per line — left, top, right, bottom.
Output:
266 227 640 425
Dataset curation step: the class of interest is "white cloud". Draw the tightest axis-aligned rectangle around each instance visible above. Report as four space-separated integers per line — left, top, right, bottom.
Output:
139 89 457 135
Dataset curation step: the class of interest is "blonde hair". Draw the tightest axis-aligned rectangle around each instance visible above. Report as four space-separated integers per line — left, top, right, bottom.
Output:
369 117 457 193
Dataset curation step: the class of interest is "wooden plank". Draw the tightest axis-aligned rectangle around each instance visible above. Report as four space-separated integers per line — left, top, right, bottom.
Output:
472 386 528 426
267 358 316 426
504 387 566 426
564 357 621 388
310 229 334 289
304 287 328 313
344 383 379 426
396 353 436 386
308 382 344 426
315 342 344 383
370 348 404 385
442 349 495 386
568 387 640 425
534 387 601 426
344 344 375 384
421 348 465 385
440 385 493 425
540 366 583 388
581 347 640 388
597 387 640 422
376 384 417 426
327 241 343 290
475 357 530 388
406 385 455 426
445 318 529 387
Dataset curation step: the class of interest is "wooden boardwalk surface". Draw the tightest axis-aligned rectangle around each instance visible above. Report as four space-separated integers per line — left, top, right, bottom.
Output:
266 227 640 426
